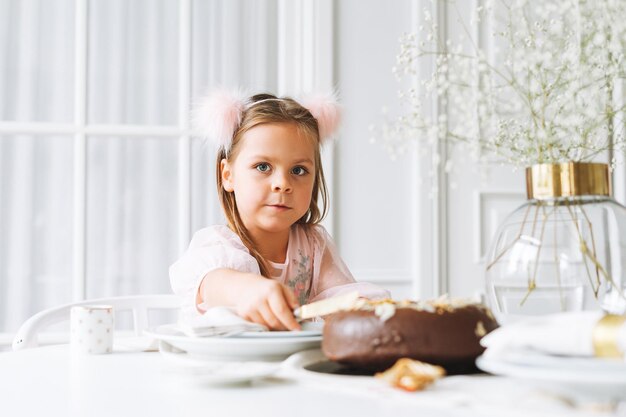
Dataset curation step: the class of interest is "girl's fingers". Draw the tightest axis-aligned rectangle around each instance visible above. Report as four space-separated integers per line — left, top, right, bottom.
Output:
245 310 270 330
257 300 286 331
270 290 301 331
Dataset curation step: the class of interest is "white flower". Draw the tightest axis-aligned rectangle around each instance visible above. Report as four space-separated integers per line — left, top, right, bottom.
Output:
374 0 626 168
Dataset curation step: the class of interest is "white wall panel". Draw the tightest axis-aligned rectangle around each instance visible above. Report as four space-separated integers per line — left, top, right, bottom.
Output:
474 191 526 263
447 163 525 298
443 0 526 299
334 0 530 301
335 0 415 299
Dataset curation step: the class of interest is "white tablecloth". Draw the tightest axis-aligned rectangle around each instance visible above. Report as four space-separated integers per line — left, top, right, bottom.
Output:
0 341 619 417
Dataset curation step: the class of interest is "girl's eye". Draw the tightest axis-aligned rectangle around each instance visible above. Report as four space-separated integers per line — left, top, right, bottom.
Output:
256 163 270 173
291 166 308 176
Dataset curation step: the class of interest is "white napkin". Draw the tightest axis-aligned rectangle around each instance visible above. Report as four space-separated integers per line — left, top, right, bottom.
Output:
481 311 626 357
177 307 268 337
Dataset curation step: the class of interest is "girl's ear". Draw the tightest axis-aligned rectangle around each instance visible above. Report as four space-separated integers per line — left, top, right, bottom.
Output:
220 159 235 192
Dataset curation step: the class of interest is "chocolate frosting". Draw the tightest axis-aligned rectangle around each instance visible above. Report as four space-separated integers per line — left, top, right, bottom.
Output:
322 304 498 372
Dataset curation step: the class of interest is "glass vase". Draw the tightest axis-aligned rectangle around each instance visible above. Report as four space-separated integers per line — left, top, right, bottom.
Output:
485 162 626 324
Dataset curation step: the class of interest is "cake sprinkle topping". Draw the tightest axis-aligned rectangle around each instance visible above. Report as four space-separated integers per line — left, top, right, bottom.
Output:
350 295 484 320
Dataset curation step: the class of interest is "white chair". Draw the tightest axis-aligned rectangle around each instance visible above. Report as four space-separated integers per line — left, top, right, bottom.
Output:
12 294 181 351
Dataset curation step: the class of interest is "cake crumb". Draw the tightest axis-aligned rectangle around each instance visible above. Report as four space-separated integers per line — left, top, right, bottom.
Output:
474 320 487 337
374 303 396 321
375 358 445 392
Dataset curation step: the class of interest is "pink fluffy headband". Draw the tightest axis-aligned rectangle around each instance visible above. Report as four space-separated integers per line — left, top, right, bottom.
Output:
192 89 341 151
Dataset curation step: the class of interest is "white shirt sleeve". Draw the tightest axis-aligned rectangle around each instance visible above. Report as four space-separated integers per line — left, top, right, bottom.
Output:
169 225 260 318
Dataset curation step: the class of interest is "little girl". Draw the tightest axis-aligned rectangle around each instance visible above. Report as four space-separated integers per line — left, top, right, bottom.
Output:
169 90 390 331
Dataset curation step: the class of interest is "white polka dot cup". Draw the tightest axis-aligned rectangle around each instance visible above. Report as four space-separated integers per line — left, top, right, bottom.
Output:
70 305 114 354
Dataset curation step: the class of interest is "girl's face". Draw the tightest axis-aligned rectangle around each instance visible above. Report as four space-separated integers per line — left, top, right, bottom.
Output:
221 122 316 235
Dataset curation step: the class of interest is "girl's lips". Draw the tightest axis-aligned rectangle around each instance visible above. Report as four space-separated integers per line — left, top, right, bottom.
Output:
267 204 291 210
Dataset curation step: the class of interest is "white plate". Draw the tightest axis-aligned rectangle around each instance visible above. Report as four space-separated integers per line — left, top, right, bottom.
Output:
157 341 281 385
234 322 323 338
476 350 626 402
144 325 322 361
234 330 321 338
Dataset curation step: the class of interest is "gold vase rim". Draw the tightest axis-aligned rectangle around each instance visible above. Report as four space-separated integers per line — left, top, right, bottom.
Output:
526 162 611 199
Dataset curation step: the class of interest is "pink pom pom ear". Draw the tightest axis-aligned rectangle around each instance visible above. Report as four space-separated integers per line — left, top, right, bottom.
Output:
299 92 342 143
192 89 247 150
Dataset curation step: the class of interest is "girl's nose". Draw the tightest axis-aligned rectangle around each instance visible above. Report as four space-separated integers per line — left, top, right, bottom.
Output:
272 173 292 192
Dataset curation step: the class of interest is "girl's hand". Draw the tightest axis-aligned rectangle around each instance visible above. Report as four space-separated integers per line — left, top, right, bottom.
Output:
234 274 301 331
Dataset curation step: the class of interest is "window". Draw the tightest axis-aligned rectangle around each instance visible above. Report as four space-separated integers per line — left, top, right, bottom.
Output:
0 0 279 332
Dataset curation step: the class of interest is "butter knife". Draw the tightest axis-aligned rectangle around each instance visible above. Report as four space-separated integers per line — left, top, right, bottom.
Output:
293 291 359 320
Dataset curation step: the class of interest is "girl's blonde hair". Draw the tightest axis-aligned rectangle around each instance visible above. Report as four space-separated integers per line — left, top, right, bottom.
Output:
216 93 329 277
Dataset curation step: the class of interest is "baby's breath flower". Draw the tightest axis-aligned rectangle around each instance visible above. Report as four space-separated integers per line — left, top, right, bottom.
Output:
373 0 626 168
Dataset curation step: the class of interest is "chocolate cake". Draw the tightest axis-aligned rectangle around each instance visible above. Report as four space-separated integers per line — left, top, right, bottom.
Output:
321 299 498 373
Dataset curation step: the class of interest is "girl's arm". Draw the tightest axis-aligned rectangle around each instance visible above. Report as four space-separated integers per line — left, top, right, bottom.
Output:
169 226 301 331
198 269 301 331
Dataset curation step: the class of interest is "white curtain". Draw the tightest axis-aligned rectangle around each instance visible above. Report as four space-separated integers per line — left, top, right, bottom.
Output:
0 0 75 331
0 0 279 332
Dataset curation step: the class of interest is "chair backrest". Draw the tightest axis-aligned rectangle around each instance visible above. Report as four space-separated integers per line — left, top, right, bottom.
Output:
12 294 181 351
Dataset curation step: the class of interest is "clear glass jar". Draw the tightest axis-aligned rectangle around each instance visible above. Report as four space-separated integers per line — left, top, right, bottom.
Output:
485 163 626 324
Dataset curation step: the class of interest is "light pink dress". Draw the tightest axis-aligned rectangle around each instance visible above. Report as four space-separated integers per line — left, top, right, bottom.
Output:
169 224 390 319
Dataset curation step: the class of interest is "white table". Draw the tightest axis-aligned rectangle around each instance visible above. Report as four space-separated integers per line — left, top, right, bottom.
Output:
0 342 616 417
